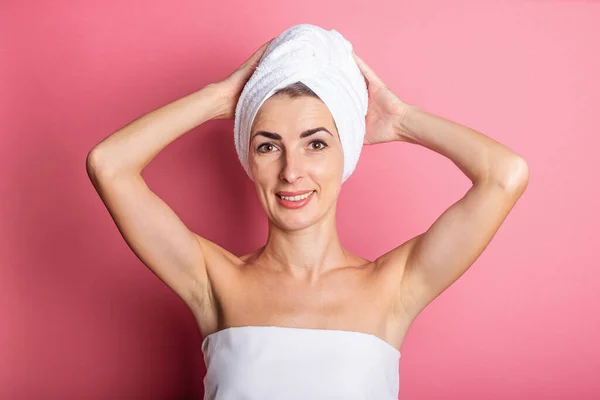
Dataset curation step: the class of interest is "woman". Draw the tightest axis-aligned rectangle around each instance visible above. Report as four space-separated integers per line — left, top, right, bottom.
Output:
86 31 529 399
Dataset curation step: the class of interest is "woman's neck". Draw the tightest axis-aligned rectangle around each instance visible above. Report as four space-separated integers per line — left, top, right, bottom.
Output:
258 213 350 282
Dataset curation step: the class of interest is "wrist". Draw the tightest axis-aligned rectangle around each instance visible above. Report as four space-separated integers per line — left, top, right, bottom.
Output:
395 104 418 142
202 83 230 120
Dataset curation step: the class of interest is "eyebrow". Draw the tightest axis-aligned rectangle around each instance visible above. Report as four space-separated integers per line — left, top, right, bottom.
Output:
252 127 333 141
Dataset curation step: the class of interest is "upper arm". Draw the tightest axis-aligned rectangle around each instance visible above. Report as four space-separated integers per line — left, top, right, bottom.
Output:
86 151 211 304
378 159 530 319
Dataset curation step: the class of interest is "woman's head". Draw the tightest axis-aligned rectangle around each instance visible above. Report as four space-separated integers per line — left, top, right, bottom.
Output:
233 25 369 188
248 82 343 231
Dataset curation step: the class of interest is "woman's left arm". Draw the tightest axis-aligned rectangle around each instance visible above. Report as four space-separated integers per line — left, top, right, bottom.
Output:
399 105 529 189
352 52 530 318
394 106 530 316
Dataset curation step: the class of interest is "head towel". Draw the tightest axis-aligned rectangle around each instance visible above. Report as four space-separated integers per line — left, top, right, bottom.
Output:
233 23 368 183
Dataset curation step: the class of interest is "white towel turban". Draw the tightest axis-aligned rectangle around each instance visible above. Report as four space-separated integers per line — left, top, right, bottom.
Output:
233 23 368 184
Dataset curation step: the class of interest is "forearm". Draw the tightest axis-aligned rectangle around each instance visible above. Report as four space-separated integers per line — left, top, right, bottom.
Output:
396 105 528 188
88 83 224 176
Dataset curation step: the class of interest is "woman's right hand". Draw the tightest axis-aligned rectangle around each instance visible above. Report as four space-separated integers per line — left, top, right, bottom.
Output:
211 38 274 120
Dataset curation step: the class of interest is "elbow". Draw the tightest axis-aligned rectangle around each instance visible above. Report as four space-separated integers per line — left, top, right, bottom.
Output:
497 156 530 194
86 147 117 181
86 148 101 177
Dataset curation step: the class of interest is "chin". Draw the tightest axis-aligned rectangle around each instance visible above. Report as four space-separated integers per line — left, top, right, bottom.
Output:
275 215 316 231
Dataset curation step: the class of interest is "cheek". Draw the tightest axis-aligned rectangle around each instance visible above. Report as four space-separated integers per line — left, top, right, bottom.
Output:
327 148 344 171
312 153 343 179
251 158 280 192
251 157 277 179
249 152 268 173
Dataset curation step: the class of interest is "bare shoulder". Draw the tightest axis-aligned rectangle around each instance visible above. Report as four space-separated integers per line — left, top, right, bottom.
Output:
186 235 252 336
372 235 423 320
373 235 419 278
194 235 242 266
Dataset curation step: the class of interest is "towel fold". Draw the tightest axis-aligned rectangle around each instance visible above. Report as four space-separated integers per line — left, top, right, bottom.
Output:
233 23 368 183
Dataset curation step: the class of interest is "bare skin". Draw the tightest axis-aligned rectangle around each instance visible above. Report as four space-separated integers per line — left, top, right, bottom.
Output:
187 92 416 351
86 39 530 353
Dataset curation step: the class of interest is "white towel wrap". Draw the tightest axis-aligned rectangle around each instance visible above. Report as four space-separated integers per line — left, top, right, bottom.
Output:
233 23 368 183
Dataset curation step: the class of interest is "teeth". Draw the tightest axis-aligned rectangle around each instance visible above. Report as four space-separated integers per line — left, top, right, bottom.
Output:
280 191 313 201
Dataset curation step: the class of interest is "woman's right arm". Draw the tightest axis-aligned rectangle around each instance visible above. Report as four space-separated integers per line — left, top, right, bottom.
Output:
86 39 271 307
86 83 227 306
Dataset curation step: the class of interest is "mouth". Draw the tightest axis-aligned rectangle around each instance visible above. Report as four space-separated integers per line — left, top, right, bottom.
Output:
275 190 316 209
276 190 315 200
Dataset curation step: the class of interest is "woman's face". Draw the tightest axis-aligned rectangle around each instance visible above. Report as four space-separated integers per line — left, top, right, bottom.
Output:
249 95 344 231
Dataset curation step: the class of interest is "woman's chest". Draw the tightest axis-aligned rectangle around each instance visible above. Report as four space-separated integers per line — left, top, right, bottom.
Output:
194 262 410 349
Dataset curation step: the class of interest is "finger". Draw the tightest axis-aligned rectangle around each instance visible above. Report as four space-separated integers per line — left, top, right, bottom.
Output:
242 38 274 68
352 50 382 86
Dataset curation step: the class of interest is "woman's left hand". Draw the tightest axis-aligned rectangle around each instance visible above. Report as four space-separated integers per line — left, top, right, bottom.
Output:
352 51 413 145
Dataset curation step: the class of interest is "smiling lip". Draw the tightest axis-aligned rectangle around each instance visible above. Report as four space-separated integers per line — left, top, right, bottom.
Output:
277 190 314 196
276 190 316 209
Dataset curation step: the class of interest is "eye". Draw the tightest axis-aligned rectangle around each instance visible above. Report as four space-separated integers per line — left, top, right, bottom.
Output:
257 143 277 154
309 140 328 150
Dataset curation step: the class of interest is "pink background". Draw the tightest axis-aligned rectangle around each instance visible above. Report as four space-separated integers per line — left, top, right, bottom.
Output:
1 1 598 399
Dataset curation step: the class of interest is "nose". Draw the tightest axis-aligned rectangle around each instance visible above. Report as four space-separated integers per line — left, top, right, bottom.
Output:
279 149 303 184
